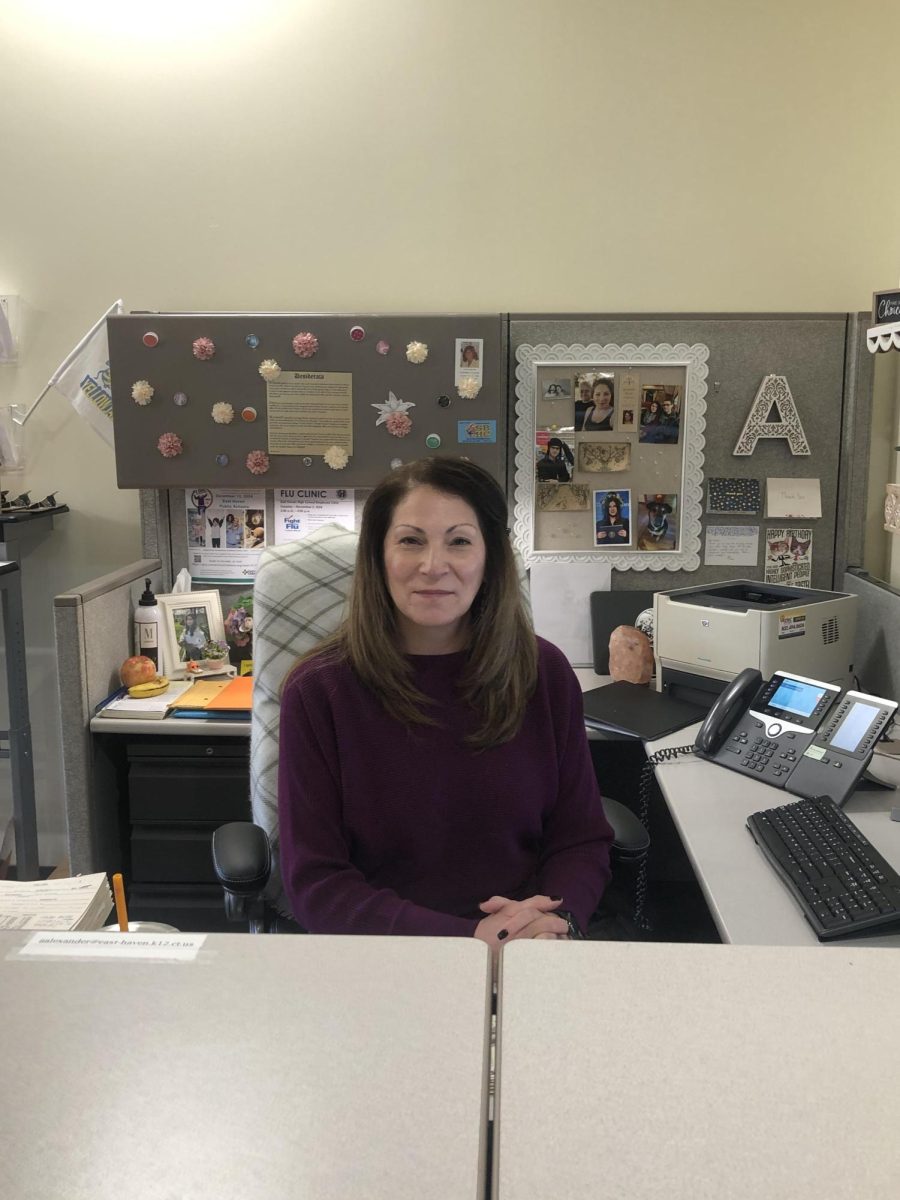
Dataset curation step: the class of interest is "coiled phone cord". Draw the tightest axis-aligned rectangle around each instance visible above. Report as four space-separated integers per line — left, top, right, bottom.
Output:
632 744 696 931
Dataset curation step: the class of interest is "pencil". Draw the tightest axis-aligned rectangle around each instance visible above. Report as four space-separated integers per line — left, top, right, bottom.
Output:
112 872 129 932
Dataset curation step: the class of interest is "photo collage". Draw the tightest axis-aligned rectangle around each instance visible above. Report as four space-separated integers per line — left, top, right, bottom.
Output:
535 367 683 550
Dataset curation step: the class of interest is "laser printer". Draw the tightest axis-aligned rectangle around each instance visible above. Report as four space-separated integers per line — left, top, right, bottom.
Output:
654 579 857 707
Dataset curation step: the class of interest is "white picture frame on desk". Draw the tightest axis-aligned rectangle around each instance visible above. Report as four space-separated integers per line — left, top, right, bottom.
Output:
155 591 225 676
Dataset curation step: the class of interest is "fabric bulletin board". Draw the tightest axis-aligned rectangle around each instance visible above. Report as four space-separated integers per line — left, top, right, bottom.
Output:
508 315 868 593
108 313 506 490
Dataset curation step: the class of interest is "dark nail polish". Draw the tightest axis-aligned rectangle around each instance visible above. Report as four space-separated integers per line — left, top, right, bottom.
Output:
497 929 508 941
550 895 563 901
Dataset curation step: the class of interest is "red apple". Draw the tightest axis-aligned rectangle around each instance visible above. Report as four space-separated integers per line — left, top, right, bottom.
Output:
120 656 158 687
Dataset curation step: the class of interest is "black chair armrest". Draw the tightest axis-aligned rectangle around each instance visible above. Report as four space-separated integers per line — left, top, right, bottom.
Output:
212 822 272 897
603 796 650 863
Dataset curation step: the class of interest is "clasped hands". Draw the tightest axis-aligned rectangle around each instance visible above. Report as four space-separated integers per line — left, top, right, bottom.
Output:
474 894 569 948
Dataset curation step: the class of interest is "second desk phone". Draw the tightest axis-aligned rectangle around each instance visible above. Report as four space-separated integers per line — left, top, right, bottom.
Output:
694 668 897 807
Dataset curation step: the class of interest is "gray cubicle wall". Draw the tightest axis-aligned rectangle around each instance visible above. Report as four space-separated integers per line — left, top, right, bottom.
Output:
109 313 507 490
54 558 164 875
508 314 872 592
843 569 900 699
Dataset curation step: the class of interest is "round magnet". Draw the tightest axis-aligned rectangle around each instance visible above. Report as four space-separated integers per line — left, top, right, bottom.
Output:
425 433 441 450
173 391 188 407
376 340 390 355
245 334 260 349
142 330 159 348
437 394 451 408
302 456 313 467
390 458 403 470
349 325 366 342
216 453 230 467
241 406 257 422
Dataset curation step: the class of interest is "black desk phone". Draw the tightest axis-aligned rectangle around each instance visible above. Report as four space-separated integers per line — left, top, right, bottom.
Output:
695 668 897 807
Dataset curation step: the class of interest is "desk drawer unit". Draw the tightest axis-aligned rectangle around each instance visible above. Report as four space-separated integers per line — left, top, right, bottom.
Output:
125 738 251 928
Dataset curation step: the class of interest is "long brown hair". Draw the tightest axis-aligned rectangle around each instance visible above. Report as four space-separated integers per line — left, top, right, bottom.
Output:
289 458 537 748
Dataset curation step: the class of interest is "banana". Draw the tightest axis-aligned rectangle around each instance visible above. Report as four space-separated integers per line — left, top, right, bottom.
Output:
128 676 170 699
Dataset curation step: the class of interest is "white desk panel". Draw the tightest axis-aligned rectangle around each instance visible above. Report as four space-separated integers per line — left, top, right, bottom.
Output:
0 932 491 1200
495 940 900 1200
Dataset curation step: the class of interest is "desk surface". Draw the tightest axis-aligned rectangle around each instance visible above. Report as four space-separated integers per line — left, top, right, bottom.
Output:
495 940 900 1200
647 724 900 946
0 932 491 1200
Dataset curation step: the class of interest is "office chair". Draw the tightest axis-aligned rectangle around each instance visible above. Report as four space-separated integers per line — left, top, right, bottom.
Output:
212 522 650 933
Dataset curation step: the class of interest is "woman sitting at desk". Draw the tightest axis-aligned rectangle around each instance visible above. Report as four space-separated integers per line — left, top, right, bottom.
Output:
278 457 613 945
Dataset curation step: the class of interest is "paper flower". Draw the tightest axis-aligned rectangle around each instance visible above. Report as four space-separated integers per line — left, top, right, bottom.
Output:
372 390 416 427
292 331 319 358
212 402 234 424
157 432 183 458
457 377 481 399
324 445 349 470
385 411 412 437
132 379 154 405
246 449 270 475
192 337 216 360
258 358 281 381
406 341 428 364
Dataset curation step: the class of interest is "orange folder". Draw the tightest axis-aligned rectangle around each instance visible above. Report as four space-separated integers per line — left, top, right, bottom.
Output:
204 675 254 712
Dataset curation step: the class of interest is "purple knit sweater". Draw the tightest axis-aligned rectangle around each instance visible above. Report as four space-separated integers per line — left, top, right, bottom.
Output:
278 636 613 936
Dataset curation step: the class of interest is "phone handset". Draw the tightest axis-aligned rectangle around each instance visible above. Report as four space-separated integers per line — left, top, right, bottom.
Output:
694 667 764 756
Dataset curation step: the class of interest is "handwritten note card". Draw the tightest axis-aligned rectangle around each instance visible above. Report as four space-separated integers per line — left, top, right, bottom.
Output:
766 478 822 519
704 525 760 567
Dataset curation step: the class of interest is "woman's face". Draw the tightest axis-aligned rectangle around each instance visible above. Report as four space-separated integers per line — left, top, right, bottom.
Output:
607 500 620 519
383 485 487 653
463 346 477 363
649 401 658 413
593 384 612 408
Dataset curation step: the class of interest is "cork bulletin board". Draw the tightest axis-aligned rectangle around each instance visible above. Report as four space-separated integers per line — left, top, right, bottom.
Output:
513 343 709 572
108 313 506 490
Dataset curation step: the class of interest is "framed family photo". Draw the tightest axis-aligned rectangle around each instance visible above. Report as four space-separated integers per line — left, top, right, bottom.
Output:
156 590 226 674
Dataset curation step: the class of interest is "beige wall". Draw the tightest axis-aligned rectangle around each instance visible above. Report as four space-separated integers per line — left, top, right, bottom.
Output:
2 0 900 858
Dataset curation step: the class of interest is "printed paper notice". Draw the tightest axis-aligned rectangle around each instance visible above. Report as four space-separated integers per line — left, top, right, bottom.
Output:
704 525 760 567
186 488 266 584
267 371 353 456
765 527 812 588
18 931 207 962
274 488 356 544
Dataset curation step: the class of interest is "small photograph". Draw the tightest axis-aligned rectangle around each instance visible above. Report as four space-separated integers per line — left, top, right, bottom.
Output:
542 376 573 402
206 510 226 549
619 406 636 433
636 493 678 551
225 511 245 548
579 441 631 474
594 489 632 547
244 509 265 549
537 483 591 512
577 373 615 432
187 507 206 548
175 605 212 662
638 384 681 445
535 433 575 483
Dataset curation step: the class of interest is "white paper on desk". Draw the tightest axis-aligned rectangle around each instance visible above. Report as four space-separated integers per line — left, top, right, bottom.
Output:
17 931 207 962
529 561 611 667
766 478 822 519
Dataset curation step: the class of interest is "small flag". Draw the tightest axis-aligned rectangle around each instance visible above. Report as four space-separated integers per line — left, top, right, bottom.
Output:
47 300 123 446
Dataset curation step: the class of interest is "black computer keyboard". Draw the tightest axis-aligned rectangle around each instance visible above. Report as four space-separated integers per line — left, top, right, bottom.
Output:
746 796 900 940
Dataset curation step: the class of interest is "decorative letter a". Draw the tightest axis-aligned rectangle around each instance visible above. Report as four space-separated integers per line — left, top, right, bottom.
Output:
733 375 810 456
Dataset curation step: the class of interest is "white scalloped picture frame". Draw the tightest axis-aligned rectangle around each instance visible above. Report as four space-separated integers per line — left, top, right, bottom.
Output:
514 342 708 572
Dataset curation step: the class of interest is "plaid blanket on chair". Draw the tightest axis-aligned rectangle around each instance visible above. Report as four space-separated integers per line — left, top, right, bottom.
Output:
250 522 359 915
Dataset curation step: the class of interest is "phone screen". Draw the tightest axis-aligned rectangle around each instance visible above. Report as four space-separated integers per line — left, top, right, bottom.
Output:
830 701 879 753
768 678 828 718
